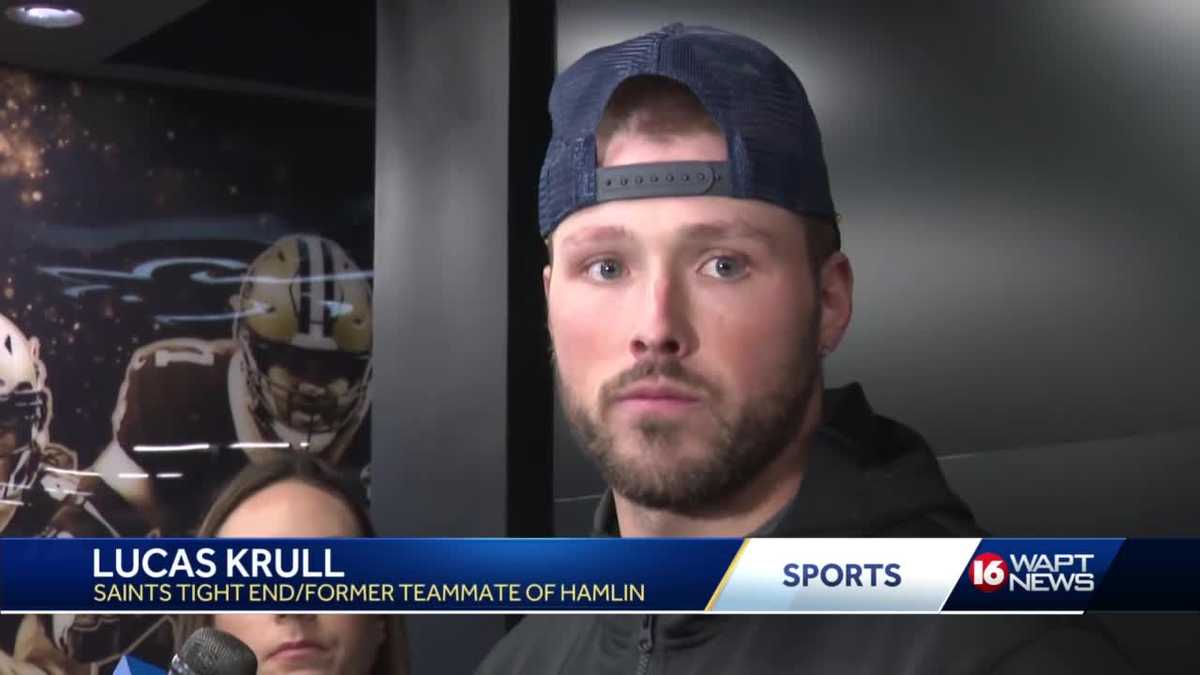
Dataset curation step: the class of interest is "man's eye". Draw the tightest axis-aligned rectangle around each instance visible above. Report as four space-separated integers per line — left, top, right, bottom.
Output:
586 259 625 281
700 255 748 280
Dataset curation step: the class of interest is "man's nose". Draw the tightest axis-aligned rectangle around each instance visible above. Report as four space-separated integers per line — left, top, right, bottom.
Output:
629 269 696 360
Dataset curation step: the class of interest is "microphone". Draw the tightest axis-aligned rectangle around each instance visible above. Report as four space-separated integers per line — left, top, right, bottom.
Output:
168 627 258 675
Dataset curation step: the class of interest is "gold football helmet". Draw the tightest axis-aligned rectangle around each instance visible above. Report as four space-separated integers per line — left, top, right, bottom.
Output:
230 235 372 450
0 314 50 502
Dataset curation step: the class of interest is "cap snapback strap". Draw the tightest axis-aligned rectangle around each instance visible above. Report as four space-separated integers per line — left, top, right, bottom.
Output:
595 161 732 202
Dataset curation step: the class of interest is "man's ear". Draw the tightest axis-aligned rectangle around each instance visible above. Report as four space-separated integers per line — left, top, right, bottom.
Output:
542 235 554 301
817 251 853 356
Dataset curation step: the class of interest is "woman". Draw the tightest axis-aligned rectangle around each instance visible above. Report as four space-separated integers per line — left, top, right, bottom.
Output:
176 453 408 675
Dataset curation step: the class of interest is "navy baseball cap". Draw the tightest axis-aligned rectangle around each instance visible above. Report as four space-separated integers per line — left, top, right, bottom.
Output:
538 23 839 247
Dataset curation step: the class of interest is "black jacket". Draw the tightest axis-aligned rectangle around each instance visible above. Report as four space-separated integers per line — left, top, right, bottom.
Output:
477 384 1137 674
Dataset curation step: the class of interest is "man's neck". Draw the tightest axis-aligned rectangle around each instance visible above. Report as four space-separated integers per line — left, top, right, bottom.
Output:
613 388 822 538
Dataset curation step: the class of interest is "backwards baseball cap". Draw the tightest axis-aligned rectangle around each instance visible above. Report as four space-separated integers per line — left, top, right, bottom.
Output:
538 23 839 247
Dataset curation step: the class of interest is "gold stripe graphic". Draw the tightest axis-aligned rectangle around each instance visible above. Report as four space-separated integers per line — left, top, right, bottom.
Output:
705 538 750 611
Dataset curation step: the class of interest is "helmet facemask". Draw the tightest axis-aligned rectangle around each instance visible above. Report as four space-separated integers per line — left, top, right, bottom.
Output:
0 386 48 502
239 326 371 445
0 318 49 504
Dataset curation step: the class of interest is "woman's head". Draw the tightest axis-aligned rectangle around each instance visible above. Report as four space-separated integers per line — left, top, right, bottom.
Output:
178 452 407 675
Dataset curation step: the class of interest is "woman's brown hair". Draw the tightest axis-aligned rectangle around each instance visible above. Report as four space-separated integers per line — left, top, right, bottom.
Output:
174 452 408 675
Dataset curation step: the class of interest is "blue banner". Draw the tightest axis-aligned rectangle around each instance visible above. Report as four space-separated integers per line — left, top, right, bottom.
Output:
1087 539 1200 612
4 538 1200 613
0 538 742 612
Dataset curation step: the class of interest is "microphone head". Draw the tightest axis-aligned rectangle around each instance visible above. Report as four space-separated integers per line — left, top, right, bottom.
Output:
175 627 257 675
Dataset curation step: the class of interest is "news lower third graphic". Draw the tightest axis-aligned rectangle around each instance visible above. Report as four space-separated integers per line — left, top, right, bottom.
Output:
0 538 1196 613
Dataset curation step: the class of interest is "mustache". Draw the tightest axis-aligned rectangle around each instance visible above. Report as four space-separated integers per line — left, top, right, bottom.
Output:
598 359 717 409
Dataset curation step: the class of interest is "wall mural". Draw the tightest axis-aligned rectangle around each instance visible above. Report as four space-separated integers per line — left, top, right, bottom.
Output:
0 66 374 673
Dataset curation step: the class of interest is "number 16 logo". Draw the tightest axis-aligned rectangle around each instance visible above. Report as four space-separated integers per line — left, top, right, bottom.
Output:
970 553 1008 592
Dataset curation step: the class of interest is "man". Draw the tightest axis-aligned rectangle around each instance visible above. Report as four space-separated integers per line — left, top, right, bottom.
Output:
479 24 1134 674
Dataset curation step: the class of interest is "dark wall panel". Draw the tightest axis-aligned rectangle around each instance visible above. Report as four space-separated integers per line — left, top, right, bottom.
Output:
373 0 511 671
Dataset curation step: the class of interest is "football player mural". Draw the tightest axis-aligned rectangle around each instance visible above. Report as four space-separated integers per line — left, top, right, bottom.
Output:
0 313 77 536
0 315 91 674
87 234 373 537
0 65 374 674
23 235 374 672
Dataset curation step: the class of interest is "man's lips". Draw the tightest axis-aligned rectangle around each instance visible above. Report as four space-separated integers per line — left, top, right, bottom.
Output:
613 382 702 410
266 639 329 662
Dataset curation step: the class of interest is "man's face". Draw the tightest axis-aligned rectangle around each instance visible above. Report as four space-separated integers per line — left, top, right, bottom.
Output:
0 426 17 459
264 363 355 432
244 333 369 436
0 405 29 483
0 413 29 498
546 131 827 510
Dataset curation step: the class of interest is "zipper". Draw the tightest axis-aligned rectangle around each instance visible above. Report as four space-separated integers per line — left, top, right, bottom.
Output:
634 615 655 675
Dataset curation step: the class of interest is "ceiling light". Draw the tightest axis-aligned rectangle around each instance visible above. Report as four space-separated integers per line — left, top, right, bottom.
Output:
5 5 84 29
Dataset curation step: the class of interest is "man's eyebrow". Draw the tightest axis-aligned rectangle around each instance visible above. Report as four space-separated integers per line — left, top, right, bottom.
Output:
680 220 775 245
557 224 633 249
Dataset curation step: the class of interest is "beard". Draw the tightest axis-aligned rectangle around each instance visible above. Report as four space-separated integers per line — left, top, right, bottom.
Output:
557 341 819 512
